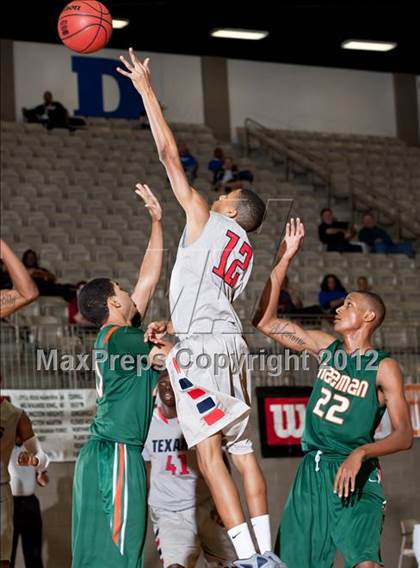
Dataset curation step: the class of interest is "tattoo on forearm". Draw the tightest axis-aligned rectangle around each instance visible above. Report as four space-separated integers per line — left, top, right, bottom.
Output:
0 295 17 307
269 321 306 346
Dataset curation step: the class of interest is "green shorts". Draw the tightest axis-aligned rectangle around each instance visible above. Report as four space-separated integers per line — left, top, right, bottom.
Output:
277 451 386 568
72 438 147 568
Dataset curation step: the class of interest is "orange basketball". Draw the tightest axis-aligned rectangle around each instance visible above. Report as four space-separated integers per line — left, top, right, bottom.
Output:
57 1 112 54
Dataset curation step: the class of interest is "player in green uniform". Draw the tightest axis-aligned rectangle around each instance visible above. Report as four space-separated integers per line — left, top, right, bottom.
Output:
253 218 413 568
71 185 171 568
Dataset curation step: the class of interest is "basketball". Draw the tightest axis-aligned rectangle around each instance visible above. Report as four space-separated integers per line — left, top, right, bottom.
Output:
57 1 112 54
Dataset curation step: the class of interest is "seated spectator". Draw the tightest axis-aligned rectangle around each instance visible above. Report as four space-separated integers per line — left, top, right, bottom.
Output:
318 208 363 252
319 274 347 313
137 110 150 130
278 276 323 316
0 259 12 289
22 250 75 302
214 157 254 192
178 141 198 183
22 91 85 131
358 212 414 257
68 281 93 326
208 147 225 183
356 276 372 292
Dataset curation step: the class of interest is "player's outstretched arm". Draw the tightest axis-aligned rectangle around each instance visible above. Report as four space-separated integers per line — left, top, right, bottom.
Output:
0 239 39 317
333 358 412 498
117 49 209 243
253 219 334 355
130 184 164 320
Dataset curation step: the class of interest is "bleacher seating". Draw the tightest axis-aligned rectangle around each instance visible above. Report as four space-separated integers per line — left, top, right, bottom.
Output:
1 118 419 381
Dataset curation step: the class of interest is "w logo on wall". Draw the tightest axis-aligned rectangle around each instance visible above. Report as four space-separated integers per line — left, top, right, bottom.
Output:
257 387 312 457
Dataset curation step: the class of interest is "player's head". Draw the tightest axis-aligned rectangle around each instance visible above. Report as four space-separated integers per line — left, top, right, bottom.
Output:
157 372 176 409
78 278 134 326
334 291 386 334
211 188 266 233
43 91 53 104
320 207 333 224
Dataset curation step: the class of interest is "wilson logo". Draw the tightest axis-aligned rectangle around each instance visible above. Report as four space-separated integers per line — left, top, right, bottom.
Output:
269 403 306 439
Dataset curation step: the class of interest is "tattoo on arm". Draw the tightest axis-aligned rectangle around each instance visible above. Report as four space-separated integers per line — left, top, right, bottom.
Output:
269 321 306 347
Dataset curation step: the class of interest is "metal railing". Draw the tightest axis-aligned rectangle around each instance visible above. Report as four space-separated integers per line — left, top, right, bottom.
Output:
1 320 418 390
243 118 420 239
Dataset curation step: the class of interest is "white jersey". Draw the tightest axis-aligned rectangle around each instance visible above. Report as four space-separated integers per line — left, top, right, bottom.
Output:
0 400 23 485
8 446 37 497
142 407 210 511
169 212 253 338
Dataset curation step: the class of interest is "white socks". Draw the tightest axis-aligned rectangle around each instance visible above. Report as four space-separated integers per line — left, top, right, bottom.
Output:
251 514 272 554
227 522 256 559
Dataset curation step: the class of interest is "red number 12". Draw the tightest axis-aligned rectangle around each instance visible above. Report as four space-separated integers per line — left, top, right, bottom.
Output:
212 230 253 288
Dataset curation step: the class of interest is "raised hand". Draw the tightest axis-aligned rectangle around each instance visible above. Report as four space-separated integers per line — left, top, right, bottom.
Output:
17 450 39 467
144 320 169 345
281 217 305 261
116 47 151 94
135 183 162 222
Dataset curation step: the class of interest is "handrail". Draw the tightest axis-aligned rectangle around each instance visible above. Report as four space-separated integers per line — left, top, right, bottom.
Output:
244 118 420 239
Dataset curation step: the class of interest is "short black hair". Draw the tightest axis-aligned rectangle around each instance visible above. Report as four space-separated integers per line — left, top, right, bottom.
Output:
234 188 266 233
78 278 115 326
358 291 386 329
320 207 331 216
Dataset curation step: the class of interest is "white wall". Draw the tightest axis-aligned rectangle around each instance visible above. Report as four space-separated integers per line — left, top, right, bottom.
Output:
13 41 204 123
228 59 396 138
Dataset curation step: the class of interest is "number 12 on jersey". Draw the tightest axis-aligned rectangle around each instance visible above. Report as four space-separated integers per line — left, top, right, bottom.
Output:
212 230 253 288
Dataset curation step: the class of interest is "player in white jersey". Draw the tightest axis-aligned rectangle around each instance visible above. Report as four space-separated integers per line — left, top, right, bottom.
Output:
0 397 49 568
143 372 235 567
118 49 286 567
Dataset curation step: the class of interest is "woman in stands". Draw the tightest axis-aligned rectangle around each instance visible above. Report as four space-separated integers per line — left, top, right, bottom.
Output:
21 250 75 302
319 274 347 313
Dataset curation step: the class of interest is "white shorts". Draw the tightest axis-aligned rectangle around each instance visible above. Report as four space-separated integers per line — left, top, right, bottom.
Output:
167 333 253 454
0 483 13 562
151 498 235 567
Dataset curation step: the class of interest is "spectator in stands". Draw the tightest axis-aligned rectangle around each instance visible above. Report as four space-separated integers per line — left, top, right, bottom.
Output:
319 274 347 313
68 281 93 326
318 208 363 252
22 250 75 302
0 259 12 290
9 444 49 568
208 147 225 184
178 141 198 183
356 276 372 292
22 91 85 131
278 276 323 316
214 157 254 192
137 110 150 130
358 212 414 256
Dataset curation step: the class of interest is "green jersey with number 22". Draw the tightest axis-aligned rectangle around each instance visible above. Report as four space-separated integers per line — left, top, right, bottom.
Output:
302 339 389 457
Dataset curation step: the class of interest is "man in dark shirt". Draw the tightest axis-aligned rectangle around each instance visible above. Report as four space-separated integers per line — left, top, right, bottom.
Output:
22 91 85 131
358 212 413 256
318 208 362 252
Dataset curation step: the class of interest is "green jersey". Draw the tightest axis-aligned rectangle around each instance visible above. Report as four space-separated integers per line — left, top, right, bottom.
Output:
302 339 389 457
90 324 159 447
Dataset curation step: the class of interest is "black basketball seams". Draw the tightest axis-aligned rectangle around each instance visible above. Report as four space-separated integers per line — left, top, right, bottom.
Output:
81 1 104 52
58 13 112 25
76 0 110 16
61 22 108 45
